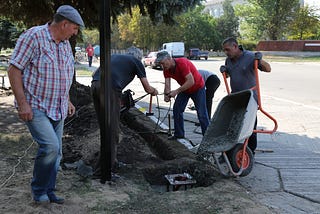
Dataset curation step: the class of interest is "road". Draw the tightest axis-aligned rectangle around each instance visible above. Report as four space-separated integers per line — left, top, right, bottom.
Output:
191 59 320 107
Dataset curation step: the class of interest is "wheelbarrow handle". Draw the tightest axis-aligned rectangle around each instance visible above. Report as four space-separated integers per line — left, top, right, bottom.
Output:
253 59 278 134
220 65 231 94
220 55 278 134
222 72 231 94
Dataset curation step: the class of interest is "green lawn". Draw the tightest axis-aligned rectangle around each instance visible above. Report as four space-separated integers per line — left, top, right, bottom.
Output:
75 66 93 76
0 65 7 75
263 55 320 62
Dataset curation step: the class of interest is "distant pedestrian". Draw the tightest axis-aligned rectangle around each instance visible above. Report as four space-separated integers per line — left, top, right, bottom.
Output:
7 5 84 204
86 43 94 67
156 51 210 139
222 37 271 154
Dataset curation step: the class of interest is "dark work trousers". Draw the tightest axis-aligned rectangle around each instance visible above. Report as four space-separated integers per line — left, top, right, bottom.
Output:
205 74 221 119
248 117 257 154
88 56 93 67
91 80 121 172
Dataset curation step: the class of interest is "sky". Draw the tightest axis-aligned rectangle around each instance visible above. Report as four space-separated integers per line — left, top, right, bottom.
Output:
304 0 320 15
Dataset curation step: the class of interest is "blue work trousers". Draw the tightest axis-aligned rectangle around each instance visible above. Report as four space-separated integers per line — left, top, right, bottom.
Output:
173 86 209 137
26 109 64 200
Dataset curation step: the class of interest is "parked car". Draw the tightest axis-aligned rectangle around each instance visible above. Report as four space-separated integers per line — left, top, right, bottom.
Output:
187 48 209 60
187 48 200 60
93 45 100 58
75 46 81 52
142 51 161 69
199 50 209 60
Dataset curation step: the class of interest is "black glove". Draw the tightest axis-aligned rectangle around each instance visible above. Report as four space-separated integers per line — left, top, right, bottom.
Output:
220 65 227 73
255 52 262 60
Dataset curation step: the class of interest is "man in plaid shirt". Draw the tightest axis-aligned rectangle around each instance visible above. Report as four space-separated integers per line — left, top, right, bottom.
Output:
7 5 84 204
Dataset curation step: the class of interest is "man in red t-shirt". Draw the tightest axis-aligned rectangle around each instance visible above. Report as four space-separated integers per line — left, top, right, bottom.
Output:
86 43 94 67
156 51 209 139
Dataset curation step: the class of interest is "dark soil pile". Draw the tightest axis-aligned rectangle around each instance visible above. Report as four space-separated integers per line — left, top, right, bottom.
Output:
63 82 221 187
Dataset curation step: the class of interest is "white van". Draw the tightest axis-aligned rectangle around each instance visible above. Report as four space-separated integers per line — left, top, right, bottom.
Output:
162 42 185 58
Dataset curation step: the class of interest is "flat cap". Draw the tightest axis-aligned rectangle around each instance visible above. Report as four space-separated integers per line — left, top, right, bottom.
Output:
155 51 170 63
56 5 85 27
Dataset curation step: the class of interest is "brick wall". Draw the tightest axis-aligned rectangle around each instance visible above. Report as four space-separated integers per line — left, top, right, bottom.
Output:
256 40 320 52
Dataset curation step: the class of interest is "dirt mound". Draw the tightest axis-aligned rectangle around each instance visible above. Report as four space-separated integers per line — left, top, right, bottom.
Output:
62 82 221 187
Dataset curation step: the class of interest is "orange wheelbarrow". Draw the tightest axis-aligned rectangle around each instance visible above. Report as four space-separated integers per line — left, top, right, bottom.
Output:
197 53 278 177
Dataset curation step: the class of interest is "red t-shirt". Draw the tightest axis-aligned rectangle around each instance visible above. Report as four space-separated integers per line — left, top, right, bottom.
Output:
163 58 204 94
86 46 94 57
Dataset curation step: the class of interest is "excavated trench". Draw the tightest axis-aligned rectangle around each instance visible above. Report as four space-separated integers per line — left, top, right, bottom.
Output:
62 83 221 189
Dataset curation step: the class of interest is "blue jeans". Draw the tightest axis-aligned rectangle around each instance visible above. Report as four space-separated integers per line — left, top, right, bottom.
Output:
173 87 209 137
26 109 64 199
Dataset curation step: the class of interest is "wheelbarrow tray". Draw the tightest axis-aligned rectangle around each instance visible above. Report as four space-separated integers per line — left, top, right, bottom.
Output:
197 89 257 156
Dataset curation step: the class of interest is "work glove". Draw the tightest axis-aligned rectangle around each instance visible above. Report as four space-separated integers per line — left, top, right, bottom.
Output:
220 65 227 73
255 52 262 60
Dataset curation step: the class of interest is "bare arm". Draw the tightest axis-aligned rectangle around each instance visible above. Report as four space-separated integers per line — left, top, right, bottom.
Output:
260 59 271 72
168 73 194 98
7 64 33 121
140 77 158 96
164 77 171 102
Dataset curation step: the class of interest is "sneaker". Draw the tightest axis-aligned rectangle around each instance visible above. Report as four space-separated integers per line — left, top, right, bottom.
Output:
111 173 121 182
188 106 196 111
33 194 50 204
47 193 64 204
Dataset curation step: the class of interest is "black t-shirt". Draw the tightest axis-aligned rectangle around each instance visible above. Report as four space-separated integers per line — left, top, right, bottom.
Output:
92 54 146 91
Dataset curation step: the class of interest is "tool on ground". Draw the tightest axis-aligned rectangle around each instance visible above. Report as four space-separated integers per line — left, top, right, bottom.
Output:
146 95 154 116
165 172 196 191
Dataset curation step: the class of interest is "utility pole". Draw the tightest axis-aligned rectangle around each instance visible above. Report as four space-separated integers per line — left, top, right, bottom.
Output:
99 0 112 183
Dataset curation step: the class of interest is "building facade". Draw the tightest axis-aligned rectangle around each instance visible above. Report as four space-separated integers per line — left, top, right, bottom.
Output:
203 0 246 18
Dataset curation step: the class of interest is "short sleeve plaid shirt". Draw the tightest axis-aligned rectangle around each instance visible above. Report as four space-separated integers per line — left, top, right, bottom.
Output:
10 23 74 120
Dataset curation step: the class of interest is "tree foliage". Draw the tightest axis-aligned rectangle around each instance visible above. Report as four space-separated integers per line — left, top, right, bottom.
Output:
81 29 99 46
0 0 203 29
115 6 220 52
236 0 300 40
0 18 22 51
287 6 320 40
216 0 239 39
178 6 220 50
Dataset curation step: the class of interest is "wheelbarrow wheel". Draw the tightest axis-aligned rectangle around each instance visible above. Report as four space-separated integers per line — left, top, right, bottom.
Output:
229 143 253 177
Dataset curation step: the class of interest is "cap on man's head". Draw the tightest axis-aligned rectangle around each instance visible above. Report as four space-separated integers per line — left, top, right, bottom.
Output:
155 51 170 63
56 5 85 27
